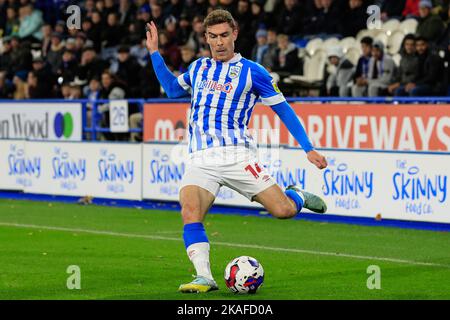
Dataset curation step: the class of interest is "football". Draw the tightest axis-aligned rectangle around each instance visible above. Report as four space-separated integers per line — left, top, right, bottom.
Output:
224 256 264 294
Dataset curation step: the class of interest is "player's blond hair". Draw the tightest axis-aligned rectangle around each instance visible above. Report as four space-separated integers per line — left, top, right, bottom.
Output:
203 9 237 31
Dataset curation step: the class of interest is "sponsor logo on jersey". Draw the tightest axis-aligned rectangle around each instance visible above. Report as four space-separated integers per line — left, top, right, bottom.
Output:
272 80 281 93
198 79 233 93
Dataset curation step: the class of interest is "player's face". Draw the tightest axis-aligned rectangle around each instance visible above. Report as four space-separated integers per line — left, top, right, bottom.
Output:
205 23 238 62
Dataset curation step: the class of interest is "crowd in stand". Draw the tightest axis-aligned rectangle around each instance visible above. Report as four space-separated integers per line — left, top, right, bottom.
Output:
0 0 449 140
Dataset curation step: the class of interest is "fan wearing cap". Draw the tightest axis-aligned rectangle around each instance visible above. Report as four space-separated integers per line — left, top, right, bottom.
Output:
352 40 396 97
416 0 446 44
325 46 354 97
251 29 269 65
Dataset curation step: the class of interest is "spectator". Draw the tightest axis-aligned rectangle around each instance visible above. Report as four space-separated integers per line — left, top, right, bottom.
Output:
3 6 20 38
99 70 126 140
410 35 447 95
58 49 78 84
179 45 197 74
416 0 446 44
381 0 407 21
0 72 14 99
352 40 396 97
134 5 152 42
272 34 302 77
325 46 355 96
31 53 54 95
110 45 142 97
26 70 47 98
54 20 66 35
139 60 161 98
83 0 97 19
163 0 184 20
319 0 341 36
83 77 101 140
68 77 86 99
176 13 193 45
104 0 119 18
101 12 125 61
89 11 103 52
85 77 101 101
276 0 303 36
388 34 420 96
40 23 52 57
12 70 28 99
249 0 269 36
150 3 165 30
18 3 44 42
131 39 151 67
235 0 254 57
77 46 109 82
353 36 373 88
159 30 182 70
341 0 367 37
9 36 33 75
165 15 179 42
251 29 269 65
402 0 420 18
263 28 279 70
187 15 207 54
58 81 71 99
46 32 64 74
0 38 13 78
303 0 324 36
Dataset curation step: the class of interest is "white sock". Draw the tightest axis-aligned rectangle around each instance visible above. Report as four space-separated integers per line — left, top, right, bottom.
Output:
186 242 214 280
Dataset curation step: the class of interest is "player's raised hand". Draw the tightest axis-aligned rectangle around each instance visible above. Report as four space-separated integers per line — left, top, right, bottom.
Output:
145 21 159 54
307 150 327 170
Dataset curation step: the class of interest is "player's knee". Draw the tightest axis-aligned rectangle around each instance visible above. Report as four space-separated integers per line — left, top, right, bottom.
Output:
271 203 297 219
181 203 201 223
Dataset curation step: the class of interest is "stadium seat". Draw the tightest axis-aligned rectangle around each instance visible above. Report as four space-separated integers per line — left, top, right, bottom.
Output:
305 38 324 56
381 19 401 36
323 37 340 50
344 47 361 66
284 49 327 87
392 53 401 67
356 28 383 43
387 30 405 55
356 29 371 43
339 37 358 53
399 18 418 35
374 32 388 47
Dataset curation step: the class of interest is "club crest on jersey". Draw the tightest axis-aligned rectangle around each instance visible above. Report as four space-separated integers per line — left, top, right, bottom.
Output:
228 66 241 79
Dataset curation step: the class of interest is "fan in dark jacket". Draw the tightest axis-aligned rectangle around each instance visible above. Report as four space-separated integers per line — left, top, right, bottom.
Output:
405 36 447 96
388 34 420 96
272 34 302 77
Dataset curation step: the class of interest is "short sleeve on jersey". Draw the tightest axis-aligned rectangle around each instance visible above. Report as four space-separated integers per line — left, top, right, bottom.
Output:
251 63 286 106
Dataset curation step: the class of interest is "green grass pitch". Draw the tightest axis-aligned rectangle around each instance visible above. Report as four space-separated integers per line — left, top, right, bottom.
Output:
0 199 449 300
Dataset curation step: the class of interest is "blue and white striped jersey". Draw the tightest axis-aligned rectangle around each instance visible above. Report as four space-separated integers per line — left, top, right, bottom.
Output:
176 53 286 153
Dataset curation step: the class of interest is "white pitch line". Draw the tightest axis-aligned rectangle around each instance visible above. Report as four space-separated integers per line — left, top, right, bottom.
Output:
0 222 449 269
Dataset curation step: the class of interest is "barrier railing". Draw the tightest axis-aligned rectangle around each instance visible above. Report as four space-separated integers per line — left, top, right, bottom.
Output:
1 97 449 141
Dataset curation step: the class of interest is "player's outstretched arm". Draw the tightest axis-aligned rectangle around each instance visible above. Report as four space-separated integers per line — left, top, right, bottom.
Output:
146 22 190 98
271 101 327 170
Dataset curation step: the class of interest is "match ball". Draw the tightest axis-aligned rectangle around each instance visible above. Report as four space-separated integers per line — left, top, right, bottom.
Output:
224 256 264 294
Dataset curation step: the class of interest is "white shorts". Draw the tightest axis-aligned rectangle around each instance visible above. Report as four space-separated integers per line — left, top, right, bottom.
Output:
180 146 277 201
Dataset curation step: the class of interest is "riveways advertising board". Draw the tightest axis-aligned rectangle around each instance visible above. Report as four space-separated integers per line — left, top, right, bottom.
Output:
143 103 450 152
